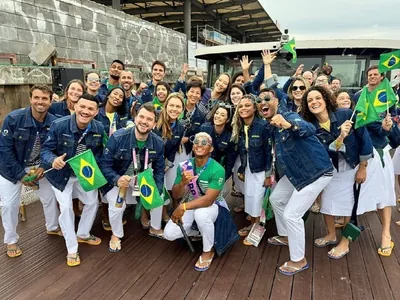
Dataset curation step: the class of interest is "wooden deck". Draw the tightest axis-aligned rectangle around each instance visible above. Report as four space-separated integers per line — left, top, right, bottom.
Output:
1 193 400 300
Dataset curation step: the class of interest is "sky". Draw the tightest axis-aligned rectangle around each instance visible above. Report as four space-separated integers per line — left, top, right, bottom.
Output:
259 0 400 40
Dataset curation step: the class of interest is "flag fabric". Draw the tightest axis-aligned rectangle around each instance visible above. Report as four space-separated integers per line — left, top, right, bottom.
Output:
354 88 380 129
152 97 163 112
137 168 164 210
378 50 400 72
369 78 397 113
282 39 297 63
67 149 107 191
162 186 171 203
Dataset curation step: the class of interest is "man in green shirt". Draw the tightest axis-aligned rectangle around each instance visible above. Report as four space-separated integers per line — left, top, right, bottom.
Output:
164 132 226 272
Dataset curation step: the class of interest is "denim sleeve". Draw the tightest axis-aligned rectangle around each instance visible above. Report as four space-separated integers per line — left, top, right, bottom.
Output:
98 135 121 186
252 64 264 92
0 116 26 180
262 126 273 176
166 135 183 165
353 125 374 162
284 113 316 137
153 146 165 194
173 80 186 94
225 142 238 180
243 81 257 95
40 122 60 171
283 78 294 94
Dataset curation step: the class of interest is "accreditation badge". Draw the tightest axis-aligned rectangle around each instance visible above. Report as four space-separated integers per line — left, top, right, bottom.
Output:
245 224 266 247
130 175 140 197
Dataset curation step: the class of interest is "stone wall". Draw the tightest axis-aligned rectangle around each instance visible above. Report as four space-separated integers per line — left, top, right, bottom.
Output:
0 0 187 74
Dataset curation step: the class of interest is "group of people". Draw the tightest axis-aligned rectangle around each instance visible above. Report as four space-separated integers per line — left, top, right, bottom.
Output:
1 49 399 276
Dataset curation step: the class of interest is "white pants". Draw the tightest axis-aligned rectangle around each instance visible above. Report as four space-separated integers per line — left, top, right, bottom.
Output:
104 186 162 238
52 177 98 254
0 173 59 245
164 203 218 252
270 175 332 262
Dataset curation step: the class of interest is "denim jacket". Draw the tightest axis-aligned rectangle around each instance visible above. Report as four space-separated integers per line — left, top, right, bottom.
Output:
312 109 373 170
139 79 186 104
95 106 131 137
238 117 272 175
153 121 184 165
366 120 391 150
48 100 71 118
41 115 105 191
96 78 121 104
214 203 239 256
99 128 165 195
0 108 56 183
199 122 238 180
270 111 333 191
180 106 206 154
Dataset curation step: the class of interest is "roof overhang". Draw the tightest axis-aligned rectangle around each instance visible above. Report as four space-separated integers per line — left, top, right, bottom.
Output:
92 0 282 42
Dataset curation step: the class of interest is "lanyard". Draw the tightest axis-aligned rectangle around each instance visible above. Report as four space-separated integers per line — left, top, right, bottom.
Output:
77 124 91 144
132 147 149 172
192 158 211 178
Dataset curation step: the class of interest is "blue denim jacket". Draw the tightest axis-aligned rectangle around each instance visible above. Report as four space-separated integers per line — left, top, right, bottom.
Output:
99 128 165 195
41 115 105 191
153 121 184 165
180 106 206 154
367 121 391 150
238 117 272 175
214 203 239 256
140 79 186 104
95 106 131 137
312 109 373 169
96 78 121 104
0 107 56 183
199 122 238 180
48 100 71 118
270 111 333 191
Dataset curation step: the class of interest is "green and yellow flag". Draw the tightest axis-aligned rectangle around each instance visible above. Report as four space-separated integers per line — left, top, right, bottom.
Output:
137 168 164 210
282 39 297 63
354 88 380 129
67 149 107 191
378 50 400 72
152 97 163 112
369 78 397 113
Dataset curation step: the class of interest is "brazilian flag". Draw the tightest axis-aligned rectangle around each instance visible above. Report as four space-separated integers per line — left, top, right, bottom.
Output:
369 78 397 113
355 88 380 129
137 168 164 210
153 97 163 112
378 50 400 72
67 149 107 191
282 39 297 63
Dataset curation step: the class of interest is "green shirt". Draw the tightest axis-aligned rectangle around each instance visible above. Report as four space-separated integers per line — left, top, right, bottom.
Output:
137 140 145 150
174 158 225 203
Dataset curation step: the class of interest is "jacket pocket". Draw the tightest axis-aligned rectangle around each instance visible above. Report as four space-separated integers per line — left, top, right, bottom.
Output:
13 129 30 141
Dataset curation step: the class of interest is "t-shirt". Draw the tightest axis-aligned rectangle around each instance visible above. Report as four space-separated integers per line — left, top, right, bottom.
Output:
320 120 331 132
106 112 116 135
137 140 145 150
244 125 249 149
174 158 226 204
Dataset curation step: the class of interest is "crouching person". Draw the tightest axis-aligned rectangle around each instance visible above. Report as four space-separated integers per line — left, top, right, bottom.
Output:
99 102 165 252
164 132 230 272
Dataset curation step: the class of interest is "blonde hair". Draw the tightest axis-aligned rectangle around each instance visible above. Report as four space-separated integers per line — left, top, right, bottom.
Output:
156 93 185 139
230 95 257 143
287 76 310 100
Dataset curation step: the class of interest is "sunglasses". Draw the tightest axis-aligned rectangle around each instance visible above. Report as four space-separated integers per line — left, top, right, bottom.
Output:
218 102 232 109
193 138 211 146
292 85 306 91
255 95 272 103
87 77 100 82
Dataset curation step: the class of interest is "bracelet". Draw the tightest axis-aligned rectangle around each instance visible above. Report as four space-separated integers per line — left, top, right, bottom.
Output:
183 203 186 211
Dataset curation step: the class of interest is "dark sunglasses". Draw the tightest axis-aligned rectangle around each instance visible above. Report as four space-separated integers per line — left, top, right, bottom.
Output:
218 102 232 109
255 95 272 103
193 138 211 146
292 85 306 91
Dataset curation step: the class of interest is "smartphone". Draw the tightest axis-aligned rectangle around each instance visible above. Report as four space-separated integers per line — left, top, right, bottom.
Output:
311 64 319 71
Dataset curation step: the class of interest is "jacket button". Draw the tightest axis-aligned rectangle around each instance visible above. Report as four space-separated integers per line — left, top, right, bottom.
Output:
64 142 67 145
64 178 68 181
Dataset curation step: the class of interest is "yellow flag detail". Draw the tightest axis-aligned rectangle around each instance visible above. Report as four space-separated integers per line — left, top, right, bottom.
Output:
79 158 95 186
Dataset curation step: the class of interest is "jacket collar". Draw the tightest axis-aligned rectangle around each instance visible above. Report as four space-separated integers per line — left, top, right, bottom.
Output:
70 114 97 134
131 127 155 150
23 107 54 128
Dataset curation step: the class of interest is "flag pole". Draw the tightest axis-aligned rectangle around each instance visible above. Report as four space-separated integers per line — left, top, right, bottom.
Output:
337 109 356 129
43 155 76 174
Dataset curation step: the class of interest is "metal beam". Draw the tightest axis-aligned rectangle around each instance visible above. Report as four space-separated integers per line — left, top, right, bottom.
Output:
228 16 271 27
205 0 254 10
123 5 202 15
220 9 264 19
184 0 191 41
142 14 213 23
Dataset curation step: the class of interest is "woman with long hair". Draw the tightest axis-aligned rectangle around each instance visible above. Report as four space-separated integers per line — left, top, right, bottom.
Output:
153 81 171 112
286 76 310 112
48 79 85 118
230 84 245 107
332 90 354 110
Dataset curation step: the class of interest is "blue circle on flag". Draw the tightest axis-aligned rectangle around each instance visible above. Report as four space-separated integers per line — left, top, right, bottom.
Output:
82 166 93 178
388 57 397 67
377 91 387 103
141 184 151 197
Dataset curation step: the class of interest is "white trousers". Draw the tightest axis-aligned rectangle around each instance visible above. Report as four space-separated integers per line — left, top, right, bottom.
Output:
0 173 59 245
270 175 332 262
104 186 162 238
164 203 218 252
52 177 98 254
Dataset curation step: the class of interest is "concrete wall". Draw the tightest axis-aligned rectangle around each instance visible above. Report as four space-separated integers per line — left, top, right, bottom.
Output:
0 0 187 74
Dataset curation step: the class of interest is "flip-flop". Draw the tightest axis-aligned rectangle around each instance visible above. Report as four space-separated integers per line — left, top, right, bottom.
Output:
328 247 349 260
378 241 394 257
238 226 252 237
47 228 63 236
109 239 121 253
194 253 215 272
66 253 80 267
278 262 309 276
141 220 150 230
267 236 288 246
6 245 22 258
149 230 164 240
77 235 102 246
314 237 338 248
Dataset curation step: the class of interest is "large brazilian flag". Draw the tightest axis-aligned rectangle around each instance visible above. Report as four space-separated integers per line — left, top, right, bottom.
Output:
67 149 107 191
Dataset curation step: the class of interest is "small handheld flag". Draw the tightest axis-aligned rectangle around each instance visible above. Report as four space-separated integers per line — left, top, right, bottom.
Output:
67 149 107 191
354 88 380 129
378 50 400 72
282 39 297 63
369 78 397 113
137 168 164 210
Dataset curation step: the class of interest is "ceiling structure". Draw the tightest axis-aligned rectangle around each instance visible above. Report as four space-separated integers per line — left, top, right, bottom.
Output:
92 0 282 43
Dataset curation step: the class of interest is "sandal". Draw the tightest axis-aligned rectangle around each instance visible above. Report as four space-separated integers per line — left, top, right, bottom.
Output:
141 219 150 230
66 253 80 267
194 252 215 272
47 228 63 236
378 241 394 257
6 244 22 258
109 239 122 253
267 236 288 246
334 218 345 228
149 229 164 239
77 235 102 246
314 237 338 248
278 262 309 276
243 239 254 246
328 247 349 259
102 220 112 231
238 225 252 237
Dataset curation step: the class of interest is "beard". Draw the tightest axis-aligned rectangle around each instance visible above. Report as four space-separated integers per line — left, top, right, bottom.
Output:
110 74 120 80
136 125 152 135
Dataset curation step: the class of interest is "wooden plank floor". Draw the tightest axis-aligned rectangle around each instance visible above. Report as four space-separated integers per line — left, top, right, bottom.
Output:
1 193 400 300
